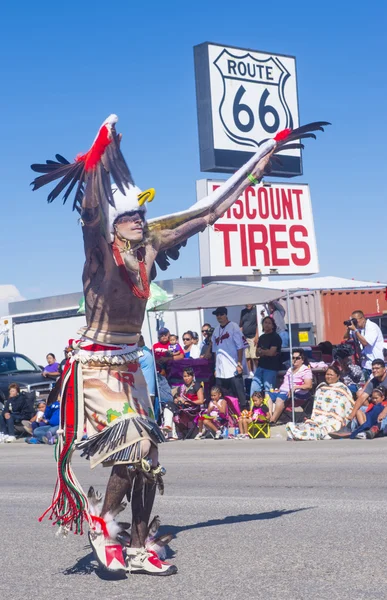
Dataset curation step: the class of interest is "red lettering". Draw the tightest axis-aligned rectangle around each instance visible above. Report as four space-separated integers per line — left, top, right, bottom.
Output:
214 224 238 266
257 188 269 218
245 187 257 219
248 225 270 266
232 199 244 219
292 189 303 219
240 224 248 266
281 188 294 219
269 225 289 266
269 188 281 220
289 225 311 266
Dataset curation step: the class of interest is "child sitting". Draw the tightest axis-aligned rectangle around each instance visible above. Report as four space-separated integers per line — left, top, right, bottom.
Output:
351 386 387 439
195 386 228 440
238 392 268 438
22 401 47 435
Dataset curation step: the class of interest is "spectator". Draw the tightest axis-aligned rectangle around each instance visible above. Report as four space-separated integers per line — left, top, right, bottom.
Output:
153 328 184 372
42 353 60 380
162 367 204 440
239 304 258 377
195 386 228 440
267 348 313 423
238 391 268 438
251 316 282 397
182 331 201 358
350 387 387 440
200 323 213 357
192 332 199 346
344 310 384 379
267 300 289 347
168 334 182 357
347 358 387 423
286 365 354 441
25 398 60 444
0 383 33 442
211 307 246 409
333 344 364 394
138 335 156 403
22 401 47 435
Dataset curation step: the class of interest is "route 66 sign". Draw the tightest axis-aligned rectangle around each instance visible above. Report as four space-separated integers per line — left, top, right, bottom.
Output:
194 43 301 176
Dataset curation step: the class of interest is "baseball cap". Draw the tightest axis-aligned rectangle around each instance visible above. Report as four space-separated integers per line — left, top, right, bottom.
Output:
158 327 170 338
212 307 228 316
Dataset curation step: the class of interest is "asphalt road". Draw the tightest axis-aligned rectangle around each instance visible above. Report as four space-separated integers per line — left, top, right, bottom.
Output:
1 437 387 600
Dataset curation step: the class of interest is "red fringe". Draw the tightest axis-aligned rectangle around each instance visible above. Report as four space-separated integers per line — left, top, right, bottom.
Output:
274 128 292 142
75 124 112 172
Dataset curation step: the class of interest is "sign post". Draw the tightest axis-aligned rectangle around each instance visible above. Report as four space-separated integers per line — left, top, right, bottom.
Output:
194 42 300 176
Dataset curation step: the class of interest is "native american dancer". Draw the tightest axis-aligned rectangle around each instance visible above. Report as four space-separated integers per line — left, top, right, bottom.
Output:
31 114 328 576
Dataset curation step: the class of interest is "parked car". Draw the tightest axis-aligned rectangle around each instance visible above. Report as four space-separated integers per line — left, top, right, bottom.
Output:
0 352 54 405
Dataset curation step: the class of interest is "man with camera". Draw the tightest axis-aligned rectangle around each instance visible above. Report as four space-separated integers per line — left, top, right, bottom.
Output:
200 323 214 357
344 310 384 379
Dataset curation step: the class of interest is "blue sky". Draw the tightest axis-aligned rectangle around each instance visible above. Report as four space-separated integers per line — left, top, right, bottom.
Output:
1 0 386 301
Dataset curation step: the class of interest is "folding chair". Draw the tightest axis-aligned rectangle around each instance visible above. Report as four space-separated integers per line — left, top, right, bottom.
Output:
223 396 241 436
248 396 271 439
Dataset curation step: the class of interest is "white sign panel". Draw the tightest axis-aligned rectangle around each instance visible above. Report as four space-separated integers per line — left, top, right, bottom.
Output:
194 42 300 176
197 180 319 276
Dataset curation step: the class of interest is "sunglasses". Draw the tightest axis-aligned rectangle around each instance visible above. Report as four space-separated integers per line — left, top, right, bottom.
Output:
183 337 191 341
292 356 302 360
202 329 209 333
115 212 144 225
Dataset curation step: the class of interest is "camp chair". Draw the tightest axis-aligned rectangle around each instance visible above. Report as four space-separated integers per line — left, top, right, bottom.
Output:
248 395 270 439
224 396 241 428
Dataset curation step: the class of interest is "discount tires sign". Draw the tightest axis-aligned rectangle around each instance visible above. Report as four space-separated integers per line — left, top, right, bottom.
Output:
197 180 318 276
194 42 300 176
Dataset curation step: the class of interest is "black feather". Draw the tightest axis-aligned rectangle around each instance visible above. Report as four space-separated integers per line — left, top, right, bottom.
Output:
275 143 305 152
47 163 83 204
31 121 135 212
55 154 70 165
152 240 188 280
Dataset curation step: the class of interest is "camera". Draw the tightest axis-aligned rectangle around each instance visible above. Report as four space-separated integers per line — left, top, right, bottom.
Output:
343 318 358 328
207 326 215 336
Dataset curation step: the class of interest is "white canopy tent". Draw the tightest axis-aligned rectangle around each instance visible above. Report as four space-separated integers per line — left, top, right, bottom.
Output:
150 276 386 312
149 276 386 424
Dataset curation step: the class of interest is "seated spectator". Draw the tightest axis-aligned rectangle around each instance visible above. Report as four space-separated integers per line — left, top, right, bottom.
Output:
22 401 47 435
347 359 387 423
268 348 313 423
286 365 354 441
0 384 33 443
195 386 228 440
42 353 60 379
192 332 199 346
25 398 60 444
333 344 364 394
182 331 201 359
350 386 387 439
238 391 268 438
153 328 184 373
162 367 204 439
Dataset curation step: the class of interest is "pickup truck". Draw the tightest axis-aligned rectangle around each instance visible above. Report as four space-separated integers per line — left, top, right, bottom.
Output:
0 352 54 405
